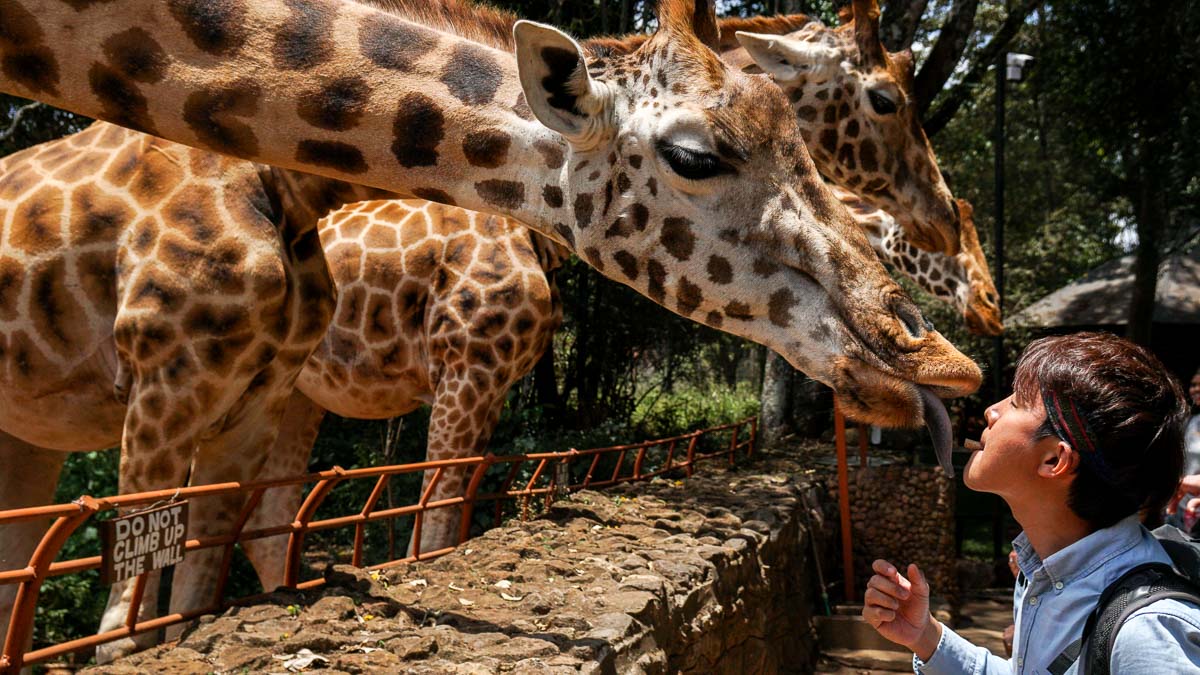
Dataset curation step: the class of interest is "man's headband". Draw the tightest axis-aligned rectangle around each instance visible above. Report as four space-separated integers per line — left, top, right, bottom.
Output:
1041 386 1115 483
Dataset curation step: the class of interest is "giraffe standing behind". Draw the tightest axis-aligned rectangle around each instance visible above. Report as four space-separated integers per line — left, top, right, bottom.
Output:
235 200 570 593
0 122 371 660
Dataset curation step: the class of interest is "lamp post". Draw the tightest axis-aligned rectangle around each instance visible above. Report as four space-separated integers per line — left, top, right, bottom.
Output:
993 52 1035 403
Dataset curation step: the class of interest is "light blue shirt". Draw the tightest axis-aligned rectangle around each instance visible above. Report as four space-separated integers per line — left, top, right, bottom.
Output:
915 515 1200 674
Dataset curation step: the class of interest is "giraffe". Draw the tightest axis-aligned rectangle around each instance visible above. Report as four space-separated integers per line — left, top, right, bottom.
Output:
0 122 392 662
832 186 1003 336
0 0 984 660
0 0 982 441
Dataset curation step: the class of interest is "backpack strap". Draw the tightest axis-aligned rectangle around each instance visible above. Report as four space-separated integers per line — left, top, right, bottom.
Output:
1078 562 1200 675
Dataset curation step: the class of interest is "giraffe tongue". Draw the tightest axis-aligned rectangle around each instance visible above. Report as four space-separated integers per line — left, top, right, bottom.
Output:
919 386 955 479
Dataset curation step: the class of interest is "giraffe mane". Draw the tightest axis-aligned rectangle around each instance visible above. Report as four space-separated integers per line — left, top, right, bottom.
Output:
350 0 520 51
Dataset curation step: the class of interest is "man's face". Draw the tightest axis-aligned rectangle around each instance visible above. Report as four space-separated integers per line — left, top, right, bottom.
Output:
964 393 1062 497
1189 373 1200 407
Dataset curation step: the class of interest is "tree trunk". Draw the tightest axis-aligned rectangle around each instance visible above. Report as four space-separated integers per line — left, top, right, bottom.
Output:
882 0 930 52
1127 144 1164 347
600 0 610 34
760 351 794 446
923 0 1045 136
620 0 631 33
914 0 980 112
533 343 561 418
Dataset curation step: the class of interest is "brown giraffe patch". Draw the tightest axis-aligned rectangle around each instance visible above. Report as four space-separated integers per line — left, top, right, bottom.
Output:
660 217 695 261
441 43 504 106
167 0 248 57
298 76 370 131
675 277 702 316
705 311 723 328
182 80 263 158
87 62 158 135
767 288 797 327
358 14 437 71
613 250 638 280
724 300 753 321
646 259 667 304
31 258 80 347
706 255 733 284
0 0 61 95
0 257 23 322
296 140 368 174
533 139 565 169
101 28 167 83
475 180 524 210
819 128 838 155
11 186 64 255
273 0 336 69
573 193 593 228
392 93 444 167
542 185 563 208
859 139 878 172
164 186 218 242
365 293 394 342
69 182 132 246
462 129 512 168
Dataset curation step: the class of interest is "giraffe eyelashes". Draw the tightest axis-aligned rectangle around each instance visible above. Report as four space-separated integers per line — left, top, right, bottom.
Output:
655 141 735 181
868 90 898 115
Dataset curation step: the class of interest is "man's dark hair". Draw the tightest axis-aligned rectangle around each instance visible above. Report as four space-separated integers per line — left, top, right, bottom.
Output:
1011 331 1189 530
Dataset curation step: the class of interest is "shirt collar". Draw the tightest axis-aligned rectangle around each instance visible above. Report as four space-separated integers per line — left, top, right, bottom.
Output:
1011 514 1144 587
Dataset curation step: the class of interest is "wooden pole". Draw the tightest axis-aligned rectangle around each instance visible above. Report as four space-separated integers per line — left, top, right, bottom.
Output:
858 423 869 467
835 401 855 601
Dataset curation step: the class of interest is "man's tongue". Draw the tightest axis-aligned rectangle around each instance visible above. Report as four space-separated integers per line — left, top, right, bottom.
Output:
919 386 955 478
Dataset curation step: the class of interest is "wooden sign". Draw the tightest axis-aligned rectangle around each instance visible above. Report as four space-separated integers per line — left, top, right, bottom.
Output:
100 501 188 585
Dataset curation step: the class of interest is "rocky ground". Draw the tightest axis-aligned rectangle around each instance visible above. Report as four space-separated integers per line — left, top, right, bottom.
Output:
87 452 834 674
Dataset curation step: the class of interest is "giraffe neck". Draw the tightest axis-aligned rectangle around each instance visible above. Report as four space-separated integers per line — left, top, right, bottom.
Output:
4 0 574 242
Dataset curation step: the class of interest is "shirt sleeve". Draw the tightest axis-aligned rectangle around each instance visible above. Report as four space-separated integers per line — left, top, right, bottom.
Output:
1111 599 1200 672
913 625 1012 675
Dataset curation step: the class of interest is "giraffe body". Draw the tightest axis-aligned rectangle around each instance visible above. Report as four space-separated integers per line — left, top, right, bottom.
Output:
0 122 387 660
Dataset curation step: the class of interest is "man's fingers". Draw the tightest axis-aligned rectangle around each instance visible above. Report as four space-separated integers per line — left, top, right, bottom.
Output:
909 564 931 596
865 587 899 610
862 604 896 626
872 559 898 577
867 573 910 600
1187 497 1200 516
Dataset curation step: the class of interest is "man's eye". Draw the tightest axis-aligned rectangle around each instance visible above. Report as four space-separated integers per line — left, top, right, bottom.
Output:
656 141 734 180
868 90 898 115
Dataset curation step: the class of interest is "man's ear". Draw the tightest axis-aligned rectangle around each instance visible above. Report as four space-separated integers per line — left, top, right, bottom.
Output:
1038 440 1080 480
514 21 606 142
735 32 842 83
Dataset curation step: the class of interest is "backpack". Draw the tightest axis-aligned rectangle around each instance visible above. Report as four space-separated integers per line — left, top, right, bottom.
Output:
1047 525 1200 675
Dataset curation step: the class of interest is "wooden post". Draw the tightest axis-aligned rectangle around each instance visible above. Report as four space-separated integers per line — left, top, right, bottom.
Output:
858 424 869 468
835 401 855 602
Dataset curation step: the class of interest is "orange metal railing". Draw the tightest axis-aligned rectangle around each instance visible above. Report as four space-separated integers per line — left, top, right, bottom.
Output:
0 416 755 673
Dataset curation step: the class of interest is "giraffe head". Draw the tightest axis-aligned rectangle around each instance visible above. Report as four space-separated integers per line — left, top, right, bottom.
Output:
514 0 979 429
836 186 1002 337
953 199 1002 336
733 0 959 255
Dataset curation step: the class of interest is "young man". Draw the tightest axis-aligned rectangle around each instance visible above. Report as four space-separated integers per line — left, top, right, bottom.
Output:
863 332 1200 673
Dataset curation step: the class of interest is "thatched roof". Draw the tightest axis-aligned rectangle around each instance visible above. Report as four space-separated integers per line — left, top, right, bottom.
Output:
1011 240 1200 328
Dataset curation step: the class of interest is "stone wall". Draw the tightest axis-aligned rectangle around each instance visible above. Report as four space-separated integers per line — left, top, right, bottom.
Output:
822 462 959 613
90 453 836 675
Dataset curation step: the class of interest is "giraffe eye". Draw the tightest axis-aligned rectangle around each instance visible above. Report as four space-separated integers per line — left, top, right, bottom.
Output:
656 141 735 180
868 90 898 115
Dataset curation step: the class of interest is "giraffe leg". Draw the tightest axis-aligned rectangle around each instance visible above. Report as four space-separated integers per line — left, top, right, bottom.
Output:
239 390 327 593
161 365 308 642
96 382 204 663
0 433 68 665
408 385 508 557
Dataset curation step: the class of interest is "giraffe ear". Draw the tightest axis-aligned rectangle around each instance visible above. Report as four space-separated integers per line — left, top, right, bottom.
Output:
514 21 606 142
735 32 842 83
